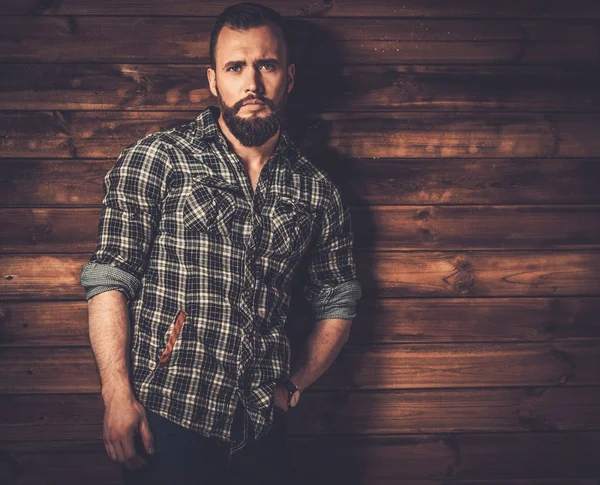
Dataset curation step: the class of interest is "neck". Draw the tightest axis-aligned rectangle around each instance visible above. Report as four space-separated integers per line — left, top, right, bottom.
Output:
217 114 280 166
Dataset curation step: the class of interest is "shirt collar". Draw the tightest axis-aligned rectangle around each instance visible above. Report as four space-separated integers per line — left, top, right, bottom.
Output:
195 106 298 170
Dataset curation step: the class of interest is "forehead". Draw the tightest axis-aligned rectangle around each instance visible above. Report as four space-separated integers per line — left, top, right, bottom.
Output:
214 24 286 64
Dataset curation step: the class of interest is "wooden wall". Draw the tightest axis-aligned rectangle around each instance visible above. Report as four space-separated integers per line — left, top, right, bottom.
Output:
1 1 600 484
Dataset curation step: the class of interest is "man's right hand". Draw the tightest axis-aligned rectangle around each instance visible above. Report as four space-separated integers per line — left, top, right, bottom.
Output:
103 392 155 470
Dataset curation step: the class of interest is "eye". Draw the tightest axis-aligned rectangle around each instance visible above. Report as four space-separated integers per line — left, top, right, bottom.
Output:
226 65 242 73
259 63 276 71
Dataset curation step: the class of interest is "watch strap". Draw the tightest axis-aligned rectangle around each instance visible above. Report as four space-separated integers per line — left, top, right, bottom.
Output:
281 378 298 405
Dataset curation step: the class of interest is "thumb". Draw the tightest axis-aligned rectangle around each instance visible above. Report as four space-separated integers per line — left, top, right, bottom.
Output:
139 413 155 455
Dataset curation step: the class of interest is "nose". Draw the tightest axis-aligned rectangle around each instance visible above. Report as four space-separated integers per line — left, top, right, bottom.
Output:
245 65 264 95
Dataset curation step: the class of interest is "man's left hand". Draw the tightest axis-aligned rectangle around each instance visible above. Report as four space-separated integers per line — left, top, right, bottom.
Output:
274 383 289 411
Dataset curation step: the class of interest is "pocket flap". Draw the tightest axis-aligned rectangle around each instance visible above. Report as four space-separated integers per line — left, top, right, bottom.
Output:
184 177 237 235
276 194 313 215
193 174 242 196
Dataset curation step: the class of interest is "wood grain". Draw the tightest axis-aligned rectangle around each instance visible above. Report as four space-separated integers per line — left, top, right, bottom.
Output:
350 297 600 344
2 387 600 441
1 17 598 64
3 0 600 17
0 440 121 485
354 250 600 297
0 435 598 484
289 432 600 481
2 297 599 348
2 64 600 112
0 301 91 347
2 159 599 207
0 341 598 393
1 206 600 253
3 111 600 159
1 2 599 482
0 160 112 207
2 252 600 300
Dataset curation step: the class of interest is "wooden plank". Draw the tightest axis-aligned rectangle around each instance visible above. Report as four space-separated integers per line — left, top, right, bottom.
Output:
0 160 112 206
266 480 590 485
292 432 600 481
318 341 600 390
2 206 600 253
351 297 600 344
0 111 73 159
0 394 105 442
2 159 599 207
354 250 600 298
3 0 600 17
4 111 600 159
351 205 600 251
294 387 600 434
0 434 599 482
0 347 100 393
2 251 600 300
303 112 600 159
0 208 98 253
0 341 598 393
3 64 600 112
0 301 90 347
2 387 600 441
0 255 87 300
2 297 599 348
326 158 600 206
1 17 598 64
0 440 122 485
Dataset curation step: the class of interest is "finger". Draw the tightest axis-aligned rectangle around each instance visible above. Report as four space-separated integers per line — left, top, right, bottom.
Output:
111 437 126 464
124 454 147 470
139 414 155 455
120 428 139 463
123 439 146 470
121 429 148 470
104 439 116 461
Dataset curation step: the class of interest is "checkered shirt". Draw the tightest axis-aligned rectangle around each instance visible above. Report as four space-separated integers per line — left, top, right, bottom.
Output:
80 106 361 447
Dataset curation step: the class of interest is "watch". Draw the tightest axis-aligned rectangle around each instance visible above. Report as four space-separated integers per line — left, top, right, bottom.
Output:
281 378 301 408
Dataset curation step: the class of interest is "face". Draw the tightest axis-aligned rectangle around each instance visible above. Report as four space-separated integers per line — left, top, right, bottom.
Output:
207 23 295 147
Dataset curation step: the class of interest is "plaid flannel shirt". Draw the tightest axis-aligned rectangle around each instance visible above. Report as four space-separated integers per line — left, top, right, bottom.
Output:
79 106 362 455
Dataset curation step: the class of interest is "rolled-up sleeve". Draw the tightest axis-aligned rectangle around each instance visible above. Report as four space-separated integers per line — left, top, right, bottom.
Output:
304 182 362 321
79 137 172 301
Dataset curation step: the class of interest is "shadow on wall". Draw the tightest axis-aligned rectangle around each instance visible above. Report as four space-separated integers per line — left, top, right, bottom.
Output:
286 18 377 484
286 17 347 159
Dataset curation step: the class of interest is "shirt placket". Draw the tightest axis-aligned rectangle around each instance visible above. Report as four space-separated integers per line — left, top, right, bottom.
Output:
216 141 278 454
217 143 278 323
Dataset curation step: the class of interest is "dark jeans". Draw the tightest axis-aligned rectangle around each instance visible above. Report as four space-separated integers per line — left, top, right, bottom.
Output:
121 400 293 485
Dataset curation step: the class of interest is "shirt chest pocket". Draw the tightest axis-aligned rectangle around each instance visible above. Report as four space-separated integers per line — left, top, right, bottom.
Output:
265 194 316 257
183 175 238 238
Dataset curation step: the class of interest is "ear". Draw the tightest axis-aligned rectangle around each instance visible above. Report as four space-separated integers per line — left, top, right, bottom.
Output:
286 63 295 94
207 68 218 98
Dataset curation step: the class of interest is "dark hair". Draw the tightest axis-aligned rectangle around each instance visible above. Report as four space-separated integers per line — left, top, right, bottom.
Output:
209 2 292 69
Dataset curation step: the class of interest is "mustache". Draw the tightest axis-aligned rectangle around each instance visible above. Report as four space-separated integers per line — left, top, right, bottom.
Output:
232 95 276 113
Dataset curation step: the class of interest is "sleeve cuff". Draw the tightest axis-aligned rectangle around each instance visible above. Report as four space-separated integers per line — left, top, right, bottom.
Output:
309 279 363 321
79 262 142 302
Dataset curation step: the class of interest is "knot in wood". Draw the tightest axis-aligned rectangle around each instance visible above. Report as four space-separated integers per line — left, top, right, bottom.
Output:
417 209 430 221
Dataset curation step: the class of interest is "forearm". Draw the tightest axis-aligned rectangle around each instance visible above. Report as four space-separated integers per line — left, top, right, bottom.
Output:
88 289 135 403
288 318 352 393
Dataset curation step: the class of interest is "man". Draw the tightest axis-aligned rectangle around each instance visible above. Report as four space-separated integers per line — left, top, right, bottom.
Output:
79 3 362 484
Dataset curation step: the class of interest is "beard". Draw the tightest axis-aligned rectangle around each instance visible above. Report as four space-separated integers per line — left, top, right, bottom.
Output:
217 88 287 147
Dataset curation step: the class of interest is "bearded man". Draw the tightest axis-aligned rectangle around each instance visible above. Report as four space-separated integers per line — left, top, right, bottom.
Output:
79 3 362 484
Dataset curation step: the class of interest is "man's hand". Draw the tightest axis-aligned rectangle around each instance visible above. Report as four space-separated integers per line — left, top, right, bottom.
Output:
274 383 289 411
103 391 155 470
